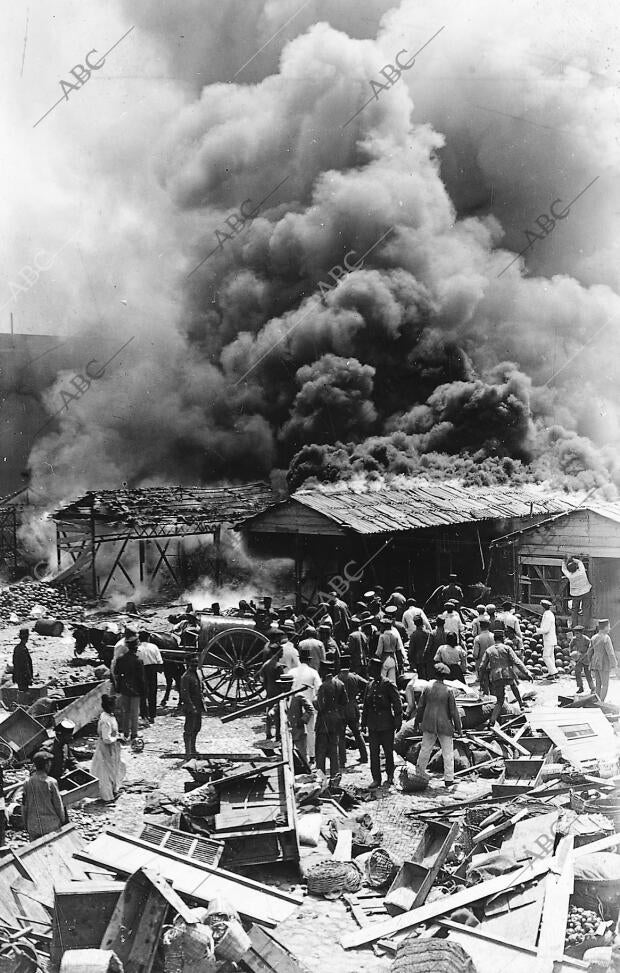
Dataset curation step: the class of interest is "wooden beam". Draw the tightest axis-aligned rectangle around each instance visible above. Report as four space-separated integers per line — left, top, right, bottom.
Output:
536 836 574 973
221 687 303 723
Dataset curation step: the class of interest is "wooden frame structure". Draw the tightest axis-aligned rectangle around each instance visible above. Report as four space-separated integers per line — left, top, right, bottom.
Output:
51 483 275 598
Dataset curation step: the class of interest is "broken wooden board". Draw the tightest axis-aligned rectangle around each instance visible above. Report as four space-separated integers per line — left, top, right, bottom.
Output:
492 725 530 756
53 679 112 733
0 825 86 925
536 836 574 973
241 924 308 973
101 867 194 973
332 830 353 861
341 857 552 949
76 828 302 927
527 709 616 769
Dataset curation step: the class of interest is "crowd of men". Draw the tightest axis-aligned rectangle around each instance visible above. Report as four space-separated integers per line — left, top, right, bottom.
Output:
257 567 618 789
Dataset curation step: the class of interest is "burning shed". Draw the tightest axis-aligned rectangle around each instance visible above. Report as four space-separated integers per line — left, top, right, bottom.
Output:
51 482 275 597
240 481 575 608
490 500 620 628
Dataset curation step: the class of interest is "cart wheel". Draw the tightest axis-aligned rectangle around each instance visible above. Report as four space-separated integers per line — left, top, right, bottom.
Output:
200 628 268 705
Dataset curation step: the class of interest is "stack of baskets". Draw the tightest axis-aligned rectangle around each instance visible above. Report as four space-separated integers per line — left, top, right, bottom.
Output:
306 858 363 898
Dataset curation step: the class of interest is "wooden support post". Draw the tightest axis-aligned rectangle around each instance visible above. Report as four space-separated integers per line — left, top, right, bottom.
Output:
221 687 303 723
56 529 61 570
89 495 97 599
294 532 303 614
214 527 222 587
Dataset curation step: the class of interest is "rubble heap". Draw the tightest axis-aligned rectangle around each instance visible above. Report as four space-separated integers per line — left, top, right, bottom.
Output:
0 579 88 622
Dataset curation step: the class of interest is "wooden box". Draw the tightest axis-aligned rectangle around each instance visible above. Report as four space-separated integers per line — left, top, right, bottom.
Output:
0 685 48 707
58 768 99 807
519 735 553 756
62 680 104 700
385 821 459 915
492 757 546 796
51 881 125 970
0 706 48 761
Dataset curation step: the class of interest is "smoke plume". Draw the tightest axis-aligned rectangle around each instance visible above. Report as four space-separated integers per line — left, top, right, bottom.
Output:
9 0 620 510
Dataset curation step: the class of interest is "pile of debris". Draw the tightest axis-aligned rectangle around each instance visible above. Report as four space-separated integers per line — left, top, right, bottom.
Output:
0 579 88 623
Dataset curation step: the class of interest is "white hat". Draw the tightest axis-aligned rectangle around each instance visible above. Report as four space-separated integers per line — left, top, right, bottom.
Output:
59 719 76 732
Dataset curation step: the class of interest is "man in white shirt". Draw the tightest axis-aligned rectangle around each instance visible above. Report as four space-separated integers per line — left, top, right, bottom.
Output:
377 618 406 671
441 603 465 644
498 601 523 656
298 626 326 672
288 647 322 761
137 631 163 724
562 555 593 629
280 621 300 672
380 646 398 685
536 599 558 679
471 605 490 639
402 598 432 636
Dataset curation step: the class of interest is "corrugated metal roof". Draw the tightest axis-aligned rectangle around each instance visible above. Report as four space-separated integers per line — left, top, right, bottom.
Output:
291 483 576 534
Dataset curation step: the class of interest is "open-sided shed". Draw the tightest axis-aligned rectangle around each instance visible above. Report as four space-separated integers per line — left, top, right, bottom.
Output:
52 482 275 597
490 502 620 626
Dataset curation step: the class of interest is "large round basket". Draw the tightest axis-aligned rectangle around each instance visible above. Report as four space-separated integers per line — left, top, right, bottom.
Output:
365 848 398 889
391 936 478 973
306 859 362 897
0 742 12 768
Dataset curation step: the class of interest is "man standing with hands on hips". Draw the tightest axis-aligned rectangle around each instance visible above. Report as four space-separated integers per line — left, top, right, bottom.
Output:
537 599 558 681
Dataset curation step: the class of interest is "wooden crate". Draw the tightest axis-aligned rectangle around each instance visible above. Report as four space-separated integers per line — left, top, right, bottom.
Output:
62 680 104 700
0 706 48 761
519 735 553 756
51 880 125 969
385 821 459 915
58 767 100 807
0 685 48 707
492 757 546 797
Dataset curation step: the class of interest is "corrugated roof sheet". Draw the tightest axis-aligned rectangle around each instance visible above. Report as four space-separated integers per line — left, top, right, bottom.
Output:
291 483 576 534
53 482 275 529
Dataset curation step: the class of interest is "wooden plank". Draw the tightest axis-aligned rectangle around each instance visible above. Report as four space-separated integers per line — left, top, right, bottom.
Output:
492 725 529 757
536 836 574 973
221 688 302 723
211 760 287 790
332 831 353 861
341 857 552 949
76 829 301 927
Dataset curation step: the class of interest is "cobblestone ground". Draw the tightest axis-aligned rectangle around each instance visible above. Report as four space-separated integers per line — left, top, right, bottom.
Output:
1 621 619 972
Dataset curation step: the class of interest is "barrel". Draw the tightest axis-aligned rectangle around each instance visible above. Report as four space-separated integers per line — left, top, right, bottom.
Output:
33 618 64 637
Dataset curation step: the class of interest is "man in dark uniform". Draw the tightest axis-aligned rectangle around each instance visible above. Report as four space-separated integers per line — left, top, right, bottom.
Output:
408 615 431 678
337 656 368 766
180 655 204 759
347 617 369 675
260 639 285 740
314 662 348 785
441 574 464 604
44 720 78 781
12 628 33 691
361 656 402 788
423 617 445 679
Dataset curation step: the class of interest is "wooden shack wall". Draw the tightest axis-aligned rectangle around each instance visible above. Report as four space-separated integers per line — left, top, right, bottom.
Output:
511 510 620 626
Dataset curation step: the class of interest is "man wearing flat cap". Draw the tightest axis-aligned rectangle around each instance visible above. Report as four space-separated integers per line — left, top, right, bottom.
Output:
588 619 617 701
361 656 402 788
414 662 462 788
569 624 594 694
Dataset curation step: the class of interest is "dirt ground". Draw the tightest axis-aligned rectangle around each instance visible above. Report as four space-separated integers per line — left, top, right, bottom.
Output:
1 618 619 973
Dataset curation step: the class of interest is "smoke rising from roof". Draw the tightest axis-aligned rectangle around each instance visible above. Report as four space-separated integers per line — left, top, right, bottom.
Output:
15 0 620 506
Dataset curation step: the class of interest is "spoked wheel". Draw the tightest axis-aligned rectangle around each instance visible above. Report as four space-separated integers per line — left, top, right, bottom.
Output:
200 627 268 705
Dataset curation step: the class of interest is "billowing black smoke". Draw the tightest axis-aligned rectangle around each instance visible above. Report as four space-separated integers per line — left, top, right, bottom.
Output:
26 0 620 508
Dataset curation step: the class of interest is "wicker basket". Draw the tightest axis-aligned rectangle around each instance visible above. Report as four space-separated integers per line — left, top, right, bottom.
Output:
163 918 216 973
306 858 362 897
391 936 478 973
59 950 123 973
365 847 398 889
0 742 12 768
213 920 251 962
399 767 430 793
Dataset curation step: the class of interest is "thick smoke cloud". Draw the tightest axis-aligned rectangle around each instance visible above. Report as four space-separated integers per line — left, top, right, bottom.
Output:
19 0 620 510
